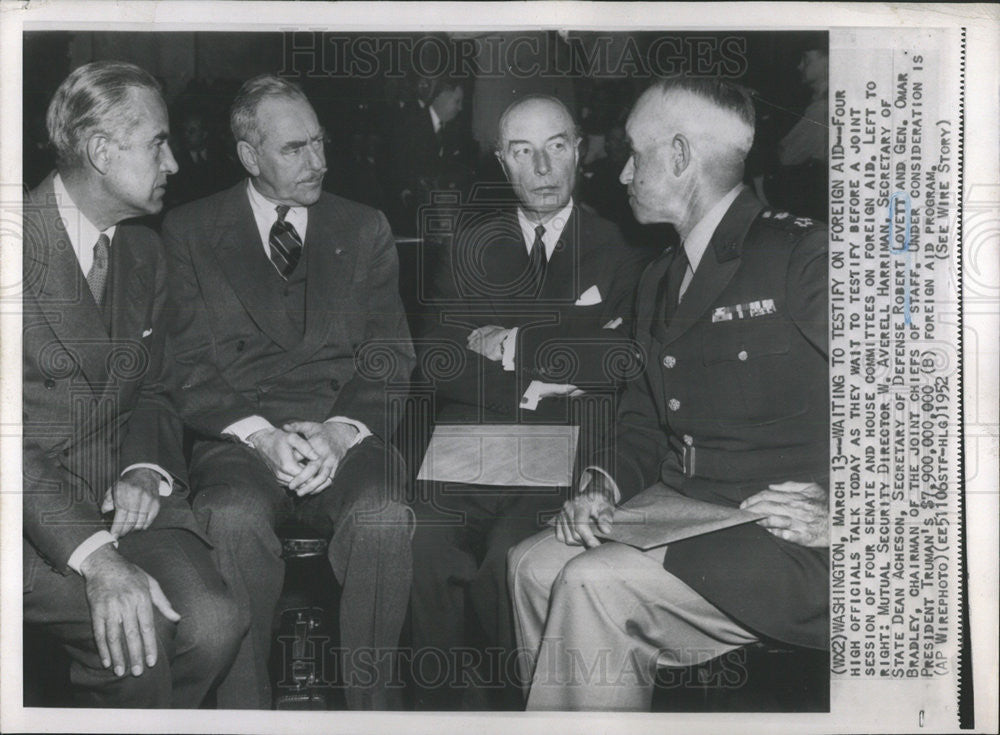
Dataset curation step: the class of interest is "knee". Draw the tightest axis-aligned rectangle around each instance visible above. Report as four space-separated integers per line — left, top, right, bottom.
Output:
507 533 551 596
556 548 618 591
175 585 248 672
194 484 277 542
348 493 415 541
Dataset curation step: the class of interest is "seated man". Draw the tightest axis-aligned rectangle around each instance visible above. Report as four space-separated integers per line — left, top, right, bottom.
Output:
162 75 415 710
411 95 652 709
22 61 244 708
509 77 830 711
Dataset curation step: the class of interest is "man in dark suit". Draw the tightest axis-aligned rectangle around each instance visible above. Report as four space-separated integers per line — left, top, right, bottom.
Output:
22 60 244 708
388 77 470 235
410 95 653 709
162 74 415 710
509 77 829 710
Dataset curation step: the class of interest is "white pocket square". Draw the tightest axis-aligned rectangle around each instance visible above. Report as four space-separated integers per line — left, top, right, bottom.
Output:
574 285 602 306
142 328 153 338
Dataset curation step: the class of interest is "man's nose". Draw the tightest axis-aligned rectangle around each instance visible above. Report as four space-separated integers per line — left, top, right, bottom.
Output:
619 156 634 185
162 142 179 176
533 150 551 176
307 141 326 170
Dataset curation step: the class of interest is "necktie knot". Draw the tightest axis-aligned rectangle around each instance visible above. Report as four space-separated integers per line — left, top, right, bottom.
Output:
534 224 546 241
269 205 302 278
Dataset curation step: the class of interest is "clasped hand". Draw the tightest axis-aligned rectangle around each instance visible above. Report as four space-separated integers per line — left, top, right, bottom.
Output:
740 481 829 547
248 421 358 496
467 325 510 362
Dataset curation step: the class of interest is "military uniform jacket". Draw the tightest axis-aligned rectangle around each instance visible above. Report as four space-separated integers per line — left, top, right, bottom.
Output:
597 188 830 649
23 174 201 577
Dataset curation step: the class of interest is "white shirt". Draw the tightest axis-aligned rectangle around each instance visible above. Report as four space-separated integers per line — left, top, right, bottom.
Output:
52 174 175 573
222 180 370 448
678 184 745 300
429 105 442 135
246 178 309 260
516 198 574 262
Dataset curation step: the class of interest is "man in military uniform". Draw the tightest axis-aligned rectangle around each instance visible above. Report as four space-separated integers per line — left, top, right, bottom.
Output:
508 77 830 711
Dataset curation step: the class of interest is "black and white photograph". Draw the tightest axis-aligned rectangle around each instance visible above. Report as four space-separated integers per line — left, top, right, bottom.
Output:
1 3 996 735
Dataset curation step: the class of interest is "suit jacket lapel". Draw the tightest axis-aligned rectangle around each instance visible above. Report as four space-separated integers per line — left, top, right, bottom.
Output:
660 189 763 346
539 205 579 302
291 198 356 364
24 176 112 390
212 185 299 351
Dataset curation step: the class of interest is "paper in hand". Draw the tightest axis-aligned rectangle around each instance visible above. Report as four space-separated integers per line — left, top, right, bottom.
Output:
594 483 765 550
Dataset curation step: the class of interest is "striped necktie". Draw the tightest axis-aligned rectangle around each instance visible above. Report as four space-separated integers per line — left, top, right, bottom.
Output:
528 224 546 291
269 205 303 278
86 233 110 305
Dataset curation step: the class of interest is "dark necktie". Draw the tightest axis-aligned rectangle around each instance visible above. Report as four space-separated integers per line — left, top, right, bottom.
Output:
664 244 689 325
269 204 303 278
86 233 110 306
528 224 547 292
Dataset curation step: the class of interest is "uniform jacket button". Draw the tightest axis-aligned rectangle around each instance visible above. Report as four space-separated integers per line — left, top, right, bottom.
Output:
668 398 680 411
737 350 748 361
329 379 340 391
44 378 55 389
236 340 246 352
662 355 676 368
683 434 694 446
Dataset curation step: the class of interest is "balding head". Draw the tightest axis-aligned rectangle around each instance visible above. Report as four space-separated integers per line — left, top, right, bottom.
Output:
495 95 581 221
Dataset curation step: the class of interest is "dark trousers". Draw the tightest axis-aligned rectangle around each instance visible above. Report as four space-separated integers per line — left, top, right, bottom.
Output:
190 437 413 710
408 481 566 709
23 528 245 708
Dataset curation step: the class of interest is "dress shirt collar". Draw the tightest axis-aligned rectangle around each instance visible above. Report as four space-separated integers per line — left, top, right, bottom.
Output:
246 178 309 253
53 173 116 275
682 184 745 273
517 198 574 261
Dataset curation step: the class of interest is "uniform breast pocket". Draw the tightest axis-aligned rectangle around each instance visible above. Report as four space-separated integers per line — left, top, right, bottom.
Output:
700 318 806 427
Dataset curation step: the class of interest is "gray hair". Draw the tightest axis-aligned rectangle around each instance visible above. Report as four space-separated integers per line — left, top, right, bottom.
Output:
494 94 581 153
46 60 162 169
230 74 310 147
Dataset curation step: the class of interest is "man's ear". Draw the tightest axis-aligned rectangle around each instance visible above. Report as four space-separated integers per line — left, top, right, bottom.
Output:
236 140 260 177
85 134 112 176
671 134 691 177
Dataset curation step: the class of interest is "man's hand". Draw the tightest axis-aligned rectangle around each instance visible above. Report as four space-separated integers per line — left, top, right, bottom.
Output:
282 420 358 496
554 471 616 548
740 481 829 547
247 427 319 486
79 544 180 678
467 325 510 362
107 468 161 538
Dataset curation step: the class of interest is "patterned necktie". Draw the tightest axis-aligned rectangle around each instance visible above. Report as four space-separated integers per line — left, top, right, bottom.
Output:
86 233 110 306
269 204 303 278
528 224 547 291
664 245 690 325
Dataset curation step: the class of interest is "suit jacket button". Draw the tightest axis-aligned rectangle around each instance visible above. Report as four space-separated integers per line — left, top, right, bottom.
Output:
662 355 676 368
668 398 680 411
737 350 749 361
44 378 55 389
236 340 246 352
329 379 340 391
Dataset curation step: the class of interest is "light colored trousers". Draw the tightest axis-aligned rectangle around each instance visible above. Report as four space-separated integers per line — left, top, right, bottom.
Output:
508 530 758 711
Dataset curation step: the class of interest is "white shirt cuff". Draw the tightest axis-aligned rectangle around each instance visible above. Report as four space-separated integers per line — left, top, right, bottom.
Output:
582 466 621 505
67 531 118 575
501 327 519 371
223 415 276 445
325 416 372 448
120 463 173 497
